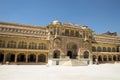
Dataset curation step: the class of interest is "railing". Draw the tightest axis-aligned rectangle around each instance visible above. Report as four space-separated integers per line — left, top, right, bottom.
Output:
0 47 48 50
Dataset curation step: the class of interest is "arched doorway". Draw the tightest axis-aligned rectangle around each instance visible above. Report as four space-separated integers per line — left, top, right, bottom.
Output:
6 53 15 62
67 51 72 59
28 54 36 62
108 55 112 61
0 53 4 62
83 51 89 59
98 55 102 63
38 54 46 62
92 55 96 64
113 55 116 61
103 55 107 62
53 50 60 58
17 53 26 62
118 55 120 61
67 42 78 59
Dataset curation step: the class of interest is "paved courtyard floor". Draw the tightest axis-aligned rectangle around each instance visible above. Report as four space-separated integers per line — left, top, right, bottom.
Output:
0 63 120 80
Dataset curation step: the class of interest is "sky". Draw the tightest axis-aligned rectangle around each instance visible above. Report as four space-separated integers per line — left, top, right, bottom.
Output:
0 0 120 34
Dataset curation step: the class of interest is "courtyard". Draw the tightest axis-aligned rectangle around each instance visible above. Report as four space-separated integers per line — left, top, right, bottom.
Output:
0 63 120 80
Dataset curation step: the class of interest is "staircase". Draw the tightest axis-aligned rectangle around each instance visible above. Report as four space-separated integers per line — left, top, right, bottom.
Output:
71 59 89 66
62 59 89 66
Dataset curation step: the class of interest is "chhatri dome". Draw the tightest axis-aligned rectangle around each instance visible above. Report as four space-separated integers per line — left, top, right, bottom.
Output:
52 19 61 25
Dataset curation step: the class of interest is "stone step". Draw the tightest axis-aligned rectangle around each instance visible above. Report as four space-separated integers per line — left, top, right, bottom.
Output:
71 60 88 66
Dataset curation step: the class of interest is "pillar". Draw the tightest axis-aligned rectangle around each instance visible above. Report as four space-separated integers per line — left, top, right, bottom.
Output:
111 55 113 62
116 55 118 61
101 55 104 62
3 51 7 63
5 41 8 48
68 30 70 36
36 53 38 63
106 55 109 62
96 55 98 64
119 47 120 52
15 53 17 63
46 53 48 63
89 54 93 65
26 53 28 63
16 42 19 49
74 30 75 37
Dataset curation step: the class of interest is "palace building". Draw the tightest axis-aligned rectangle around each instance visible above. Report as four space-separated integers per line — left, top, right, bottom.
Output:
0 20 120 65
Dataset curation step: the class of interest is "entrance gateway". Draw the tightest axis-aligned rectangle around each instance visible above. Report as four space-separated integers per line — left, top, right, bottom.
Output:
53 50 60 65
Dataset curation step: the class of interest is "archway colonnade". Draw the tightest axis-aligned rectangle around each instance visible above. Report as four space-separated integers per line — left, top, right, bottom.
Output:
92 54 120 64
0 52 48 64
92 46 118 52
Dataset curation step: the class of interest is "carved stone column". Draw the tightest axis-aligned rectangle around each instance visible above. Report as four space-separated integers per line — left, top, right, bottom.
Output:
26 52 28 63
119 47 120 52
15 52 17 63
3 51 7 63
36 53 38 63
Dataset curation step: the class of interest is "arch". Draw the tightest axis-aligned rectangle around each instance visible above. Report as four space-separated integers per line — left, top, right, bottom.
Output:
70 30 74 36
108 47 111 52
113 55 116 61
97 47 102 52
98 55 102 63
38 54 46 62
118 55 120 61
75 31 79 37
92 46 96 52
83 51 89 58
103 47 106 52
108 55 112 61
67 51 72 59
53 50 60 58
103 55 107 62
6 53 15 62
28 54 36 62
65 29 69 36
92 55 96 63
67 42 77 59
0 52 4 62
112 48 116 52
17 53 26 62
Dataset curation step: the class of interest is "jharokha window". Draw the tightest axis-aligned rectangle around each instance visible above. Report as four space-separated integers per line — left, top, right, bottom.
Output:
7 41 16 48
29 42 37 49
18 41 27 49
0 40 5 48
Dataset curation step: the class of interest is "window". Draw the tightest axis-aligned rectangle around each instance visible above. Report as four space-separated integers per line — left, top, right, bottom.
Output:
38 43 46 50
83 51 89 58
7 41 16 48
92 46 96 52
0 40 5 48
103 47 106 52
108 47 111 52
75 31 79 37
97 47 102 52
70 30 74 36
112 48 115 52
29 42 37 49
38 54 46 62
65 29 69 36
18 41 27 49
